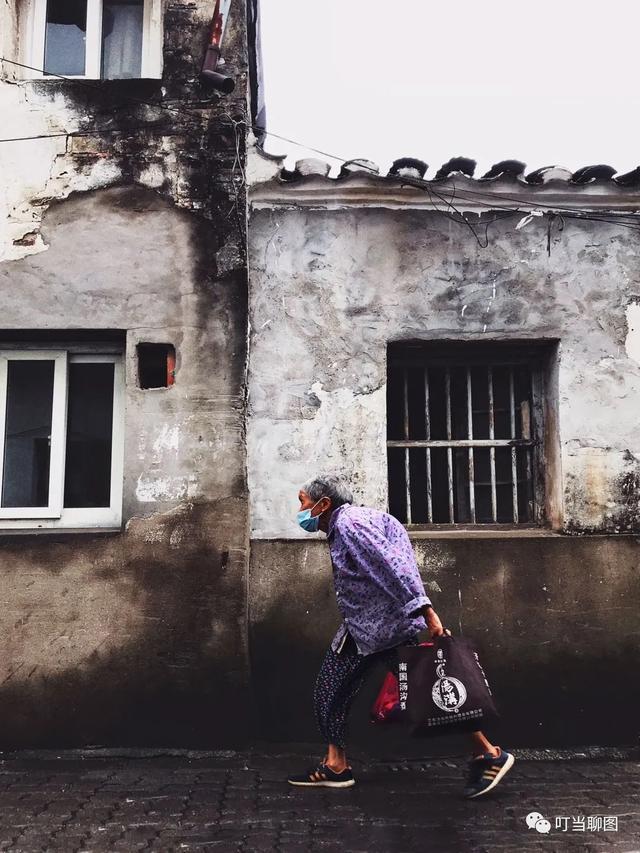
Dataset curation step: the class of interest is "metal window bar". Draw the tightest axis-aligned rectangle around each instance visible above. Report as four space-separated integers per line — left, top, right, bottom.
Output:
466 367 476 523
393 361 537 525
525 369 535 520
487 367 497 523
403 368 412 524
509 368 519 523
445 367 454 523
424 369 433 523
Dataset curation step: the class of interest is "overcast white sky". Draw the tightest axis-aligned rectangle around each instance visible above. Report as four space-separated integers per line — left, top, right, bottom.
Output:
259 0 640 177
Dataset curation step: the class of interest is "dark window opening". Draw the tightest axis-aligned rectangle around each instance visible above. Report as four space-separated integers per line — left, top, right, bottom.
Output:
387 342 550 526
44 0 87 76
2 360 55 508
64 362 115 508
137 343 175 389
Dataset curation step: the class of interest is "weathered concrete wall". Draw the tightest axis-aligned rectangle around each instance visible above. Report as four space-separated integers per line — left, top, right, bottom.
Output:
250 536 640 749
247 207 640 537
246 202 640 747
0 187 250 748
1 0 248 266
0 0 252 747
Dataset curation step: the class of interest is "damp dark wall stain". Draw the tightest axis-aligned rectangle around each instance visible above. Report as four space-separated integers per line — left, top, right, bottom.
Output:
0 183 250 744
249 537 640 751
0 502 251 749
24 0 249 276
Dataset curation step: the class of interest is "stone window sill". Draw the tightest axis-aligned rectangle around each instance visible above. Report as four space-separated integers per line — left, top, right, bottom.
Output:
0 527 122 541
407 526 562 540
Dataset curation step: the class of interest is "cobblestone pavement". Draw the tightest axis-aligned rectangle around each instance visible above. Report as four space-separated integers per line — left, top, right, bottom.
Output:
0 749 638 852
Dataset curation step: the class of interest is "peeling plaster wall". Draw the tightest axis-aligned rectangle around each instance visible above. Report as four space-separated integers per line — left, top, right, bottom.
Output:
1 0 248 266
246 204 640 747
0 186 250 748
247 207 640 538
0 186 251 748
625 301 640 366
0 0 251 747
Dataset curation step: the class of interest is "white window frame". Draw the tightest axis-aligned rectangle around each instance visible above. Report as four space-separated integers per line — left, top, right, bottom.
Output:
0 350 124 530
26 0 162 80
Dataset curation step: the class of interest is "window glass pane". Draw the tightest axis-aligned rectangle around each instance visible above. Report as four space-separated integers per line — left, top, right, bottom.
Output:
64 363 114 508
2 361 55 508
102 0 144 79
44 0 87 76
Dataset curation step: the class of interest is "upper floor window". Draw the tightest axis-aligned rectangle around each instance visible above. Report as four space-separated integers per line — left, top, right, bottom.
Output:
27 0 162 79
387 342 557 528
0 348 124 530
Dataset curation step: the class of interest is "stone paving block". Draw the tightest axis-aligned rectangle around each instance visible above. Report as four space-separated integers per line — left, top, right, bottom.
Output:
0 753 636 852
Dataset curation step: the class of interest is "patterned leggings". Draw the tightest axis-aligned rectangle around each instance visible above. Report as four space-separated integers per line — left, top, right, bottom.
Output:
313 632 419 750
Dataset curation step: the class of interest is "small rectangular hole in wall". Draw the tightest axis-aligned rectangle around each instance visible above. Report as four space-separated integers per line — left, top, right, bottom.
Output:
137 343 175 389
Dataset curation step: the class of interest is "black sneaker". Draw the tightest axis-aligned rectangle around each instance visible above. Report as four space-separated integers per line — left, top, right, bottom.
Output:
287 762 355 788
463 747 515 799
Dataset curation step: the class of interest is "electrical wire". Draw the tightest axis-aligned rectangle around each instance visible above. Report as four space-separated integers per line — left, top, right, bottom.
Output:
0 58 209 121
0 125 177 144
384 174 640 233
1 55 639 237
0 56 351 164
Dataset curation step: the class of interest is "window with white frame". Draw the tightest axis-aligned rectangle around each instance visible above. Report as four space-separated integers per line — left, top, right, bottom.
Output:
0 349 124 529
26 0 162 79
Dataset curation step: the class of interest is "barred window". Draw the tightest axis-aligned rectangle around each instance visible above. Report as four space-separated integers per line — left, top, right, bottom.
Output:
387 343 552 527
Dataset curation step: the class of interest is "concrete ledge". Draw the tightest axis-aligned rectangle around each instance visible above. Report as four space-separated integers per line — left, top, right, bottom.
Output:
407 528 562 539
0 743 638 762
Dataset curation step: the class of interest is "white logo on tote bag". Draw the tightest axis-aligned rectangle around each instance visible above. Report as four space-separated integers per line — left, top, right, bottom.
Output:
431 648 467 712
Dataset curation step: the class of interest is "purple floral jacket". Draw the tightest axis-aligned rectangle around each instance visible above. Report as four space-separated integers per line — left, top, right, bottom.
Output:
327 504 432 656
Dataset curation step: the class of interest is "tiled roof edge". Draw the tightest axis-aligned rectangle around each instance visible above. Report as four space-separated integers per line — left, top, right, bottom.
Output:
272 157 640 188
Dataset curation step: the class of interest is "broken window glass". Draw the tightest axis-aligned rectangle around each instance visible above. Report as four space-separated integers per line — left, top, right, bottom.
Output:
2 360 55 508
44 0 87 76
101 0 144 79
63 362 115 508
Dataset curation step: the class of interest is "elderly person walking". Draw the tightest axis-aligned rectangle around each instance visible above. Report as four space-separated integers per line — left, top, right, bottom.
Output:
287 473 515 797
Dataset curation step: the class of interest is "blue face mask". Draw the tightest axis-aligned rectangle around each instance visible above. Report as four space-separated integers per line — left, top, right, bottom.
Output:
297 497 325 532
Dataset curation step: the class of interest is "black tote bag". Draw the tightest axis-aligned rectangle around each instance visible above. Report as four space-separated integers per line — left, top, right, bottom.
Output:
397 635 499 736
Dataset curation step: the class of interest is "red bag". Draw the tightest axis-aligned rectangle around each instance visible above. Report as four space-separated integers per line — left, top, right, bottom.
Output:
370 641 434 724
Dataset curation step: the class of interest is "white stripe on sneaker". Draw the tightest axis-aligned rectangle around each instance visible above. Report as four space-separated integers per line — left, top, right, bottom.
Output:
467 752 515 799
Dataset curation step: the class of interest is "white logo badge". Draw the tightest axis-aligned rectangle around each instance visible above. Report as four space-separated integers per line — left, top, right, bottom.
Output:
431 675 467 712
526 812 551 834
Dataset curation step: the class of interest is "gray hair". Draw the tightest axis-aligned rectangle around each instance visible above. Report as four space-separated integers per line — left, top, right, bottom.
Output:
302 473 354 508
